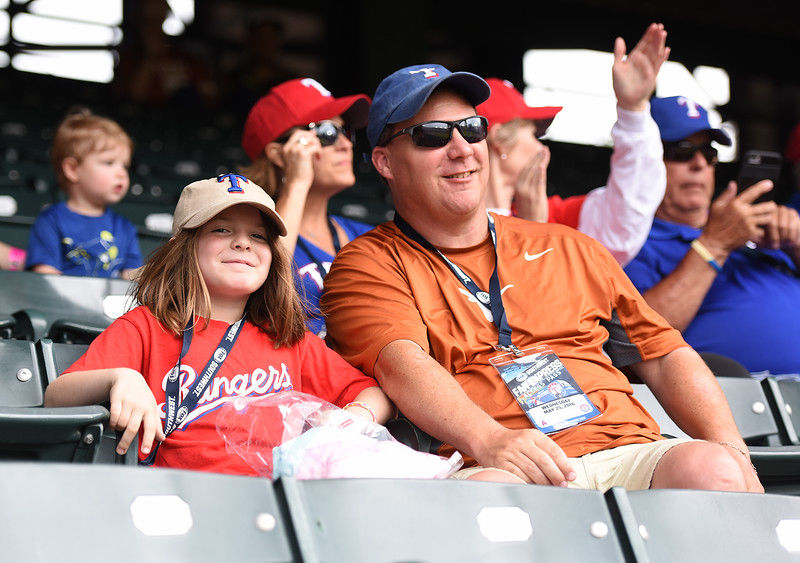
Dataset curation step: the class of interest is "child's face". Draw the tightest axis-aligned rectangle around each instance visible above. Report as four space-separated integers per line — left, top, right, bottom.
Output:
69 141 131 209
196 204 273 306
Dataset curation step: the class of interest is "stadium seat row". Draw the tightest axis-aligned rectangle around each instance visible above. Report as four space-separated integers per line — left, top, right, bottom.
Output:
1 462 800 562
0 269 137 342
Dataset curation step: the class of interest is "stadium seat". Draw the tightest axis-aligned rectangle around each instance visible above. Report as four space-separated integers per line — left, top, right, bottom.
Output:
0 337 130 465
276 477 627 562
0 270 135 341
385 414 441 454
631 383 688 440
0 338 46 407
35 337 136 465
714 376 783 446
0 215 34 249
633 378 782 446
45 318 105 346
632 381 800 496
37 337 88 385
0 463 298 562
605 486 800 562
699 351 752 378
136 227 169 260
0 405 108 462
762 377 800 446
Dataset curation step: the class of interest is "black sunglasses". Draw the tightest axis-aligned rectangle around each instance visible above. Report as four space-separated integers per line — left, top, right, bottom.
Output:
381 116 488 148
663 140 718 165
277 120 354 147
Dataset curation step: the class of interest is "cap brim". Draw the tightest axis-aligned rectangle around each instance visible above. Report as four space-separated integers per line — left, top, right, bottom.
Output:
179 202 287 237
301 94 371 129
710 128 732 146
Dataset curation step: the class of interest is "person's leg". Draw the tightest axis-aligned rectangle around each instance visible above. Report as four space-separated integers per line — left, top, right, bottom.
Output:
569 439 694 491
650 440 759 492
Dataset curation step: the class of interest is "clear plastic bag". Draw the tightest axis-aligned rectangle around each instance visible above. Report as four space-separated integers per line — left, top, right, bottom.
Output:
216 390 462 480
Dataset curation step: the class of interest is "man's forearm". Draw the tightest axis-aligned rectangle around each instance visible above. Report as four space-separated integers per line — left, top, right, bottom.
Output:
642 245 722 332
634 346 746 448
374 339 504 458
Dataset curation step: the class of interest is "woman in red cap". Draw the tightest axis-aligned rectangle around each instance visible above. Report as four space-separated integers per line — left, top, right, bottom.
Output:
240 78 373 337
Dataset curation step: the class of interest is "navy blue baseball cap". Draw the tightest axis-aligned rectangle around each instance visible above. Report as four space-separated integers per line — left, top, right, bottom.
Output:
650 96 731 146
367 63 491 148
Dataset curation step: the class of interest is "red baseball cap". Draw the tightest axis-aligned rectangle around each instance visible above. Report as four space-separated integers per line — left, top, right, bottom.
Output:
241 78 371 160
477 78 562 134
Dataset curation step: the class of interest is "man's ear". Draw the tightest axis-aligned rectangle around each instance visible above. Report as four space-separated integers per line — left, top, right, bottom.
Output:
371 147 394 181
265 142 285 168
61 157 80 183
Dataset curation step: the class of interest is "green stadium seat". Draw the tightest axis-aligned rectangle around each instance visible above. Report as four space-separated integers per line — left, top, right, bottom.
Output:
633 377 782 446
0 215 34 249
0 463 298 562
762 377 800 446
0 270 135 341
0 338 46 407
36 338 88 385
632 380 800 495
606 486 800 562
35 337 136 465
277 477 627 562
0 405 108 462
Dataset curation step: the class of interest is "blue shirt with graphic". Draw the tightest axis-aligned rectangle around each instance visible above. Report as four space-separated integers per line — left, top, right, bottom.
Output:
25 201 142 278
624 217 800 375
293 215 373 336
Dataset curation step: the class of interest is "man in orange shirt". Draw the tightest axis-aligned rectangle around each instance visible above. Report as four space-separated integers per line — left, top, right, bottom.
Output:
321 63 762 492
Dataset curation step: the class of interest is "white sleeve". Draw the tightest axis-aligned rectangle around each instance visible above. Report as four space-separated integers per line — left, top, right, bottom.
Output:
577 104 665 266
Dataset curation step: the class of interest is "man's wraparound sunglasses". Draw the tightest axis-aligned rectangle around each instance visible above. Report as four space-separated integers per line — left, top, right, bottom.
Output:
277 120 354 147
663 140 718 165
380 116 489 148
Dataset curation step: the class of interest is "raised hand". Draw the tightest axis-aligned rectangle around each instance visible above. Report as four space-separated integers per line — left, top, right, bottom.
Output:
513 144 551 222
612 22 670 112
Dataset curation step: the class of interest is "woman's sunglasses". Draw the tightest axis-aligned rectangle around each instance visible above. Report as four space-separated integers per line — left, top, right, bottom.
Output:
277 120 354 147
380 116 489 148
663 140 718 165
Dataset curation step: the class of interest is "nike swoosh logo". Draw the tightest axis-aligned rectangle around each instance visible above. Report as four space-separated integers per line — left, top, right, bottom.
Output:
524 248 553 261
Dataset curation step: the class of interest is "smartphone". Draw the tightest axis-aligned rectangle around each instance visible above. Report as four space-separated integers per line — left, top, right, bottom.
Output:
737 149 783 203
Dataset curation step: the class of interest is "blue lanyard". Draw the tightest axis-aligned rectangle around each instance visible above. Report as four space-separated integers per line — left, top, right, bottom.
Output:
139 314 247 466
393 213 520 355
295 216 342 276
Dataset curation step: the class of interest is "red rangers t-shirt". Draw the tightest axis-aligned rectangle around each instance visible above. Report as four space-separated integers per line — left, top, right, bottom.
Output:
64 306 376 475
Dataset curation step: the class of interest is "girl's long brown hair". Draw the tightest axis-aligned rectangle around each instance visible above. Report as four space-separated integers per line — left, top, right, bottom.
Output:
133 213 306 347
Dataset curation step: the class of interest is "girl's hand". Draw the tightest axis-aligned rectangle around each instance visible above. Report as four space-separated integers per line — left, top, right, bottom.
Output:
108 368 165 456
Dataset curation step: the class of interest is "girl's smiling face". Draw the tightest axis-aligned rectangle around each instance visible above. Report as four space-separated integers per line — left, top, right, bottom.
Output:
196 204 273 312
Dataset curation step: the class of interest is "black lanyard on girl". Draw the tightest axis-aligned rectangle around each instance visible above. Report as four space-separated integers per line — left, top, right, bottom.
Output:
295 216 342 278
139 314 247 466
393 212 522 356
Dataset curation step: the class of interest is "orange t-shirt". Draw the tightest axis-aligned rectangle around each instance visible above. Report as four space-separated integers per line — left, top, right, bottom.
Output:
322 214 687 461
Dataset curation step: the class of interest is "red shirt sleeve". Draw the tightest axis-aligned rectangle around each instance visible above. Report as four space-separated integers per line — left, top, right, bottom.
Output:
296 333 377 408
547 194 587 229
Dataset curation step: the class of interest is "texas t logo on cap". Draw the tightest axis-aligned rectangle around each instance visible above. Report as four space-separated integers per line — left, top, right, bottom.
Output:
409 67 440 79
218 173 247 193
676 96 702 119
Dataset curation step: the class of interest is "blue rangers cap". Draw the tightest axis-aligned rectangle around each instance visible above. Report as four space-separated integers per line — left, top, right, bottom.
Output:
367 63 491 148
650 95 731 146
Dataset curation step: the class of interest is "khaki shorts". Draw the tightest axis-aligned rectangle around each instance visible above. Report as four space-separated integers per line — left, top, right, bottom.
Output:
451 438 696 491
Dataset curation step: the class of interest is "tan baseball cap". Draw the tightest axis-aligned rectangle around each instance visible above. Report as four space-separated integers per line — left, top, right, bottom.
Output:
172 174 287 236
